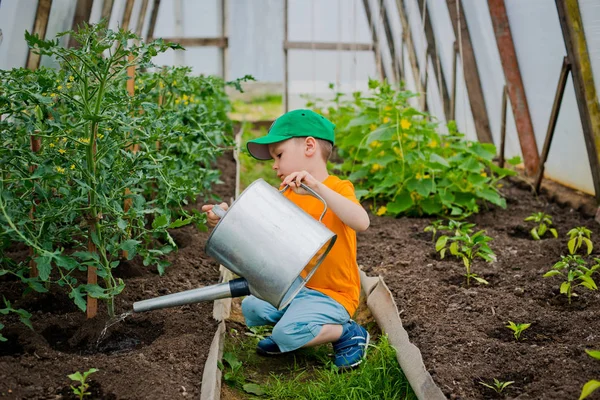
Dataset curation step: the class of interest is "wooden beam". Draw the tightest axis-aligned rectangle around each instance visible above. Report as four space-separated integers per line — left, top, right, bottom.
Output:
284 41 373 52
362 0 386 81
555 0 600 202
221 0 228 79
146 0 161 40
101 0 114 22
68 0 93 48
158 37 228 48
380 0 399 83
422 1 451 121
395 0 422 104
488 0 539 175
135 0 149 37
534 57 571 194
447 0 494 144
121 0 135 31
26 0 52 70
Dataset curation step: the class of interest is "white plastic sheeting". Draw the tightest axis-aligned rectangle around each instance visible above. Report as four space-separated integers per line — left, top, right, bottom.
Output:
1 0 599 195
0 0 38 70
505 0 593 194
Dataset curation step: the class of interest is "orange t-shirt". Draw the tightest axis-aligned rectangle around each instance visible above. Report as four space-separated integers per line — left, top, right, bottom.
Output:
283 175 361 316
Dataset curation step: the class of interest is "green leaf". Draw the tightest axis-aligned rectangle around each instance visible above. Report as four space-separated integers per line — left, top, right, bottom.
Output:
428 153 450 167
435 236 448 252
55 256 79 271
585 349 600 360
568 238 576 255
560 281 571 295
117 218 128 231
168 217 192 229
34 255 53 281
550 228 558 238
84 284 108 299
583 238 593 255
70 287 87 312
473 276 489 285
531 228 540 240
386 192 413 214
366 125 394 145
120 239 141 260
152 214 169 229
578 275 597 290
579 380 600 400
420 196 443 214
543 270 562 278
243 383 265 396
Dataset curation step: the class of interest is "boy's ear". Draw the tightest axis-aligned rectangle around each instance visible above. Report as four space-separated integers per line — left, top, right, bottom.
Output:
304 136 317 157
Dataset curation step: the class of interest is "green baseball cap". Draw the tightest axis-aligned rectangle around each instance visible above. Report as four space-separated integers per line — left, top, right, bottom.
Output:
246 109 335 160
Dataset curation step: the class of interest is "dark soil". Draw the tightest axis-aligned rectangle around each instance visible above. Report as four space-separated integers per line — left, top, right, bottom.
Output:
358 179 600 400
0 153 236 399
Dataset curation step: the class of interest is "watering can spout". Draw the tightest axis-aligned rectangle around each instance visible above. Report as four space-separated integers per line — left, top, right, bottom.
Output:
132 278 250 313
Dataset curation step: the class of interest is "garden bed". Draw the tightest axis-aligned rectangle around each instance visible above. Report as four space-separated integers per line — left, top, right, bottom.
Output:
358 179 600 399
0 153 236 399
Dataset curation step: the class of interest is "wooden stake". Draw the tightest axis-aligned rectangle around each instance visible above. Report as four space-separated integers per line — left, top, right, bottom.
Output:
26 0 52 70
499 85 508 168
28 133 42 278
534 57 571 194
123 54 136 260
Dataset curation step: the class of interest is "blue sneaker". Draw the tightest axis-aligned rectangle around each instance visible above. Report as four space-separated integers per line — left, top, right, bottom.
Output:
256 336 282 356
332 321 370 369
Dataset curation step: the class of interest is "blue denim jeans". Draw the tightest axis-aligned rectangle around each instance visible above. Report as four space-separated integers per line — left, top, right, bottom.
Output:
241 287 350 352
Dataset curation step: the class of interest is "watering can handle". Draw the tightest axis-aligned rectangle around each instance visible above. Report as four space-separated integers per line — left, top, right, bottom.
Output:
280 183 328 222
211 204 227 219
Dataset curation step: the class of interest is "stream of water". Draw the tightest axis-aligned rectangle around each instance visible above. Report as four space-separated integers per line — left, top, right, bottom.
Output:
95 311 133 348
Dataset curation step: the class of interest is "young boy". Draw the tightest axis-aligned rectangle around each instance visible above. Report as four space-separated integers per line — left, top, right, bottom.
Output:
201 109 370 369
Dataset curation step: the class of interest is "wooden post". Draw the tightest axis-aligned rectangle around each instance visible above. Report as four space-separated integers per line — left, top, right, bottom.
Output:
121 0 135 31
422 48 429 112
446 0 494 144
146 0 161 40
26 0 52 70
534 57 571 194
395 0 422 103
555 0 600 203
68 0 93 48
101 0 114 22
362 0 386 82
221 0 228 80
28 133 42 278
87 129 98 319
284 0 289 112
135 0 150 37
450 42 457 120
499 85 508 168
422 1 451 121
488 0 539 175
380 0 399 84
123 54 136 259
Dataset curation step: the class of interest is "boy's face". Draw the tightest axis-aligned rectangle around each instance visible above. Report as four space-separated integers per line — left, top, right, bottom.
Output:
268 138 310 182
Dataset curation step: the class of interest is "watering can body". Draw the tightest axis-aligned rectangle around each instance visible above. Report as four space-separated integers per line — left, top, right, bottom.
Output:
133 179 337 313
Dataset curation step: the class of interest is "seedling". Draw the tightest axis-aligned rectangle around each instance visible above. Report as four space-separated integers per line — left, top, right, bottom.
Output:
218 352 265 395
424 220 444 242
544 255 599 304
580 349 600 400
479 378 514 394
524 212 557 240
0 297 32 341
425 219 475 242
567 227 593 255
435 229 495 287
68 368 98 400
505 321 531 341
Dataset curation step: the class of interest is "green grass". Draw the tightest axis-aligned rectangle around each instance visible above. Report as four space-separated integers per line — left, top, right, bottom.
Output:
239 123 280 191
230 93 283 122
221 325 417 400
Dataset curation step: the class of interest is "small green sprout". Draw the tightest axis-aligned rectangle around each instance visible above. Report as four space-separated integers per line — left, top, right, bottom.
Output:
567 227 593 255
68 368 98 400
0 297 33 341
580 349 600 400
435 229 495 287
505 321 531 341
479 378 514 394
544 255 599 304
524 212 557 240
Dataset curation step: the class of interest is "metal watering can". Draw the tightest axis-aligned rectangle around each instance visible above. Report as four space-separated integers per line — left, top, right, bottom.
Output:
133 179 337 313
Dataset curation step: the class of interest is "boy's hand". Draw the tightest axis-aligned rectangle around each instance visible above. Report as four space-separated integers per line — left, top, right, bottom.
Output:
282 171 320 195
201 202 228 227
